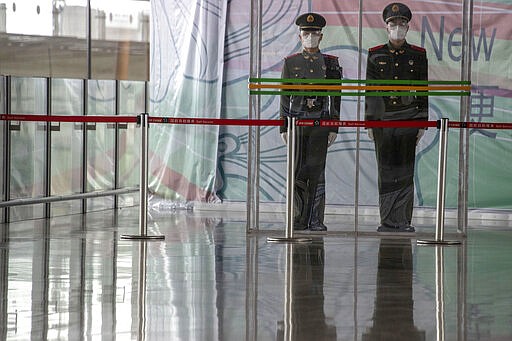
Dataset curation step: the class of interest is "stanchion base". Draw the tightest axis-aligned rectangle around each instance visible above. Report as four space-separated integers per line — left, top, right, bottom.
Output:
267 236 312 243
120 234 165 241
417 239 461 245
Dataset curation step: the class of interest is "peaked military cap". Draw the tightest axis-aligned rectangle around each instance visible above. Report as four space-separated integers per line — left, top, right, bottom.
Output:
382 3 412 23
295 13 326 31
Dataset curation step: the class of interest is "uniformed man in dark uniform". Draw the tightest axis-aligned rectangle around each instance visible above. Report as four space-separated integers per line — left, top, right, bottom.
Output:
365 3 428 232
280 13 342 231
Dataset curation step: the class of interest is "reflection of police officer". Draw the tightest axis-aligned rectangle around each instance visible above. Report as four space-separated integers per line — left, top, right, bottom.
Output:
276 239 337 340
280 13 342 231
365 3 428 232
362 239 425 340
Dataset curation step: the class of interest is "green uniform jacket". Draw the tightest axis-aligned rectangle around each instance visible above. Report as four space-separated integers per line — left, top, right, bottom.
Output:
280 51 342 133
365 41 428 121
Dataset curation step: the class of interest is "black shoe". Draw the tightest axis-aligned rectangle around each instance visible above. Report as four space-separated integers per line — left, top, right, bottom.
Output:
398 225 415 232
377 224 415 232
308 222 327 232
293 222 308 231
377 225 398 232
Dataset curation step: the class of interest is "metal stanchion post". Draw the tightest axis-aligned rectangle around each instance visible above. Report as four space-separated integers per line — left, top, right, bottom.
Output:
283 243 295 340
435 246 446 341
121 113 165 241
136 241 147 341
268 117 311 243
418 118 460 245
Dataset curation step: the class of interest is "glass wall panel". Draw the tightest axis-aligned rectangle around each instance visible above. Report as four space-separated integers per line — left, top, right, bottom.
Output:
241 1 358 231
50 78 84 217
322 1 359 231
0 76 5 215
467 1 512 209
90 0 150 80
86 79 115 211
359 0 464 232
9 77 46 221
118 80 143 208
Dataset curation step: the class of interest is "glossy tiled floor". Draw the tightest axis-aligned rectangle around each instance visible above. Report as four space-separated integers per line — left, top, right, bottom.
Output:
1 207 512 340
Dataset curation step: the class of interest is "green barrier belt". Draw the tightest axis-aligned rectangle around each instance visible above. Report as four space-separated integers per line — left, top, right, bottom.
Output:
248 77 471 85
249 90 470 97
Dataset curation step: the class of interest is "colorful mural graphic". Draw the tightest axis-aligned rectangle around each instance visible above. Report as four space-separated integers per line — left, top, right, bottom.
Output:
151 0 512 209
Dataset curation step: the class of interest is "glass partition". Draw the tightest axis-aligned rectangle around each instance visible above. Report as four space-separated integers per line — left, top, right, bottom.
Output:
117 80 144 208
358 0 465 233
0 76 5 218
241 1 359 232
86 79 116 211
467 7 512 210
50 78 84 217
9 77 47 221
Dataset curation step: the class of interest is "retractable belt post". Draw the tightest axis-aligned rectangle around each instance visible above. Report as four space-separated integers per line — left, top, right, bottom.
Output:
121 113 165 241
268 116 311 243
418 118 461 245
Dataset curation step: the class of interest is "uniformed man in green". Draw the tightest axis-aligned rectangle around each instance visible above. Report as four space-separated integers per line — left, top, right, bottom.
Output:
280 13 342 231
365 3 428 232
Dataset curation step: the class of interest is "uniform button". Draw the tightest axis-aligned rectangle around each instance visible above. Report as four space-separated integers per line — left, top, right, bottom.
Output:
394 76 398 79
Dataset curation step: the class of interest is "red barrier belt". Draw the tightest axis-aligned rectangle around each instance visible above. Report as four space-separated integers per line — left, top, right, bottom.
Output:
149 117 283 126
0 114 138 123
296 119 437 128
2 114 512 130
449 121 512 130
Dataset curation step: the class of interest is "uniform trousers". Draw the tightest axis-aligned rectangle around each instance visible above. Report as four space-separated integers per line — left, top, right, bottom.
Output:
373 127 419 228
293 126 329 228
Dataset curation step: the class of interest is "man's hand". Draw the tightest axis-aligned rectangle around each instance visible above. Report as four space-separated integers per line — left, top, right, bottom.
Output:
367 128 374 141
327 132 337 147
281 132 287 144
416 129 425 145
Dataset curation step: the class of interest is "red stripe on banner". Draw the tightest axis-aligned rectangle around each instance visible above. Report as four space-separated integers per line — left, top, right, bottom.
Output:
0 114 138 123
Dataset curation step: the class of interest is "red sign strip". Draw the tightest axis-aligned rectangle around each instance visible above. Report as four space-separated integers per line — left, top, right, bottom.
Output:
296 119 438 128
0 114 138 123
449 121 512 130
149 117 283 126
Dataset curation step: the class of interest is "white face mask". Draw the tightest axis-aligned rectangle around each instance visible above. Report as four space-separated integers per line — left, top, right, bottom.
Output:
301 32 321 49
388 25 407 41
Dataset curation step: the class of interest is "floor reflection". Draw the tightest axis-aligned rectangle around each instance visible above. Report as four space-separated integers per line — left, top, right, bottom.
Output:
363 239 425 340
0 207 512 340
276 239 337 341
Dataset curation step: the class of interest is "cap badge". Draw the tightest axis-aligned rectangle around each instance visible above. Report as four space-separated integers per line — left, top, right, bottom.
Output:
409 60 414 65
392 4 399 13
307 15 314 23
